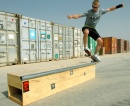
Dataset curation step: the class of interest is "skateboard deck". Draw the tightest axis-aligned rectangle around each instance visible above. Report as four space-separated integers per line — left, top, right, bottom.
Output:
85 54 98 63
84 49 100 63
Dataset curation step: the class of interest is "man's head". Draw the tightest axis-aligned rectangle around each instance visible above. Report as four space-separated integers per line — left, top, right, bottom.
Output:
92 0 99 12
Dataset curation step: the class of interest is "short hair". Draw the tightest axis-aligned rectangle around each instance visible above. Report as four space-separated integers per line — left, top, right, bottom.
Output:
93 0 99 5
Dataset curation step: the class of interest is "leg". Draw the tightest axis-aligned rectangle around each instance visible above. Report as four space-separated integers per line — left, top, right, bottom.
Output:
83 29 89 48
83 29 92 56
95 37 103 54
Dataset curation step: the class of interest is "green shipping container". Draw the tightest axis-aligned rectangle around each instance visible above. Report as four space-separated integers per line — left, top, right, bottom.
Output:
88 36 97 55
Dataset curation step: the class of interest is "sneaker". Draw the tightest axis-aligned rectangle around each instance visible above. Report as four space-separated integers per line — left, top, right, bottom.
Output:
84 48 91 56
93 54 101 62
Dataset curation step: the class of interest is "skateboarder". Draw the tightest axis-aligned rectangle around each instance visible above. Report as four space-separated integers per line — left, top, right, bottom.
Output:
67 0 124 62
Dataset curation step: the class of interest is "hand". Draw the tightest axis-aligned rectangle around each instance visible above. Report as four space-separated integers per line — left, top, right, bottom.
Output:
122 4 124 7
120 4 124 8
67 15 73 19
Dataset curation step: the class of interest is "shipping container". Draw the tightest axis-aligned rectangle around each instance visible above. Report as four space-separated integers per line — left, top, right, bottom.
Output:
88 36 97 55
73 28 82 58
0 12 19 66
102 37 117 54
99 47 105 55
38 20 52 62
1 11 98 67
52 23 65 60
18 16 53 63
124 40 129 52
117 39 124 53
64 26 74 59
19 16 39 64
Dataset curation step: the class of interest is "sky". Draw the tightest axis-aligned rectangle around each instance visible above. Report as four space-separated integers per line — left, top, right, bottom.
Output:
0 0 130 41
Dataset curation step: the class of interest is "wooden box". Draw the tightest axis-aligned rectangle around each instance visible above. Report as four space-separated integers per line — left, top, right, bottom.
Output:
8 63 95 106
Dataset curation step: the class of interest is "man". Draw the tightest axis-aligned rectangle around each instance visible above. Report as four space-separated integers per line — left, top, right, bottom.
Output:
67 0 124 62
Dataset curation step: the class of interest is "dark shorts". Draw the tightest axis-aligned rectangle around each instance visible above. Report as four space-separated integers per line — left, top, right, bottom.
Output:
82 26 101 41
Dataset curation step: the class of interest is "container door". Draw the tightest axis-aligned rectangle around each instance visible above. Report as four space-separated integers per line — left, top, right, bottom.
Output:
20 17 38 63
46 24 52 61
74 28 81 57
39 21 52 61
0 12 18 66
0 31 7 64
53 25 59 60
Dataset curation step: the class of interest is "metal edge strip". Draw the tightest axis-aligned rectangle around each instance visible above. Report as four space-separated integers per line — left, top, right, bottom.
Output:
20 63 95 81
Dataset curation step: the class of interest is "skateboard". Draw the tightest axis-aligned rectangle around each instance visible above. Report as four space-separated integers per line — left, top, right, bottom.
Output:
84 52 99 63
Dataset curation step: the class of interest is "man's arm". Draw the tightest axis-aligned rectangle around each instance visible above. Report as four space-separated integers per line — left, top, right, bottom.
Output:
107 4 124 12
67 14 82 19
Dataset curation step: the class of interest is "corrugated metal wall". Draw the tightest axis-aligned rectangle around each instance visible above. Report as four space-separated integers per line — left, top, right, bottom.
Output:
0 11 129 67
117 39 124 53
0 12 18 66
52 23 65 60
73 28 82 58
64 26 74 59
124 40 129 52
19 16 39 64
38 20 52 62
102 37 117 54
88 36 97 55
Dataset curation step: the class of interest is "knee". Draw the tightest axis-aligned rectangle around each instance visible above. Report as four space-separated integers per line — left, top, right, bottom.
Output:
97 38 103 46
83 29 89 37
100 39 103 45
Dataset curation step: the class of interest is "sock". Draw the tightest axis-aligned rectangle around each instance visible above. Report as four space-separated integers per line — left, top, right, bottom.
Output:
84 47 91 51
94 54 99 57
94 54 98 57
84 47 87 50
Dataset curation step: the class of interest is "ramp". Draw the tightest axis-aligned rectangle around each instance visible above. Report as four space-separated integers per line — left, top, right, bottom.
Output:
7 63 95 106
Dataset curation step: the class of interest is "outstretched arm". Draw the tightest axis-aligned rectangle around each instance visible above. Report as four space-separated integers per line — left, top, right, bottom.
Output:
107 4 124 12
67 14 82 19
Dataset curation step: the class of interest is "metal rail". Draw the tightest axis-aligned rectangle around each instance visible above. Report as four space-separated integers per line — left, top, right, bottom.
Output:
20 63 95 81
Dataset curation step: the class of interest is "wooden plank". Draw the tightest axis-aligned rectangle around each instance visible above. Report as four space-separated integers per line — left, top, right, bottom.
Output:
9 96 22 105
7 74 22 89
8 85 22 105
